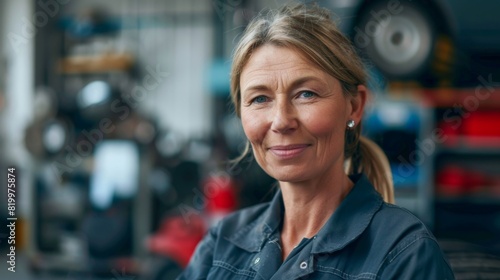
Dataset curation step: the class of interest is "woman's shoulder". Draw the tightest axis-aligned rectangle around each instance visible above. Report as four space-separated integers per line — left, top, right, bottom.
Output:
369 202 441 252
374 202 431 232
370 203 454 278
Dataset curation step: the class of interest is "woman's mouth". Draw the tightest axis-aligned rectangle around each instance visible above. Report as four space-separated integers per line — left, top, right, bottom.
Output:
269 144 310 159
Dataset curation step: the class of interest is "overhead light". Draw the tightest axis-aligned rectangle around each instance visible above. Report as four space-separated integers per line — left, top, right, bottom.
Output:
77 81 112 109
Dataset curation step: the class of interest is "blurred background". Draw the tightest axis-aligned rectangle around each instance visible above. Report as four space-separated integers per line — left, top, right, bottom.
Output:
1 0 500 279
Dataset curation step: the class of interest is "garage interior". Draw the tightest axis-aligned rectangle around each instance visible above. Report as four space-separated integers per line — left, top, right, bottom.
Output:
1 0 500 279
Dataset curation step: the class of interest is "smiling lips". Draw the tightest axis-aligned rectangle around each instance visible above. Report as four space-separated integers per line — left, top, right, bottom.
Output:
269 144 310 159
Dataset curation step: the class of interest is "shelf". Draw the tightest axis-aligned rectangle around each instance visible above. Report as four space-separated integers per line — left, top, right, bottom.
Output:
436 195 500 205
417 88 500 109
58 53 134 74
436 135 500 154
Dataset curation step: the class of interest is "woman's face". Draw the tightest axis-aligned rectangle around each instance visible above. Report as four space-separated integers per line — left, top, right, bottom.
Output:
240 45 365 183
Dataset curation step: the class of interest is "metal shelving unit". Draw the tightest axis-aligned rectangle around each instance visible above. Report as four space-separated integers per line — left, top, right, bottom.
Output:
426 88 500 253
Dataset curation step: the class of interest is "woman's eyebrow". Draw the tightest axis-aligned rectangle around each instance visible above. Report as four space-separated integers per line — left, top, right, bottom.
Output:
241 84 270 95
242 76 326 95
289 76 326 89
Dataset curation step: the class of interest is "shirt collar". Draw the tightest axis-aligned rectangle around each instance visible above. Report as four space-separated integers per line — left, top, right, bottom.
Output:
226 187 284 253
311 173 383 253
226 174 383 254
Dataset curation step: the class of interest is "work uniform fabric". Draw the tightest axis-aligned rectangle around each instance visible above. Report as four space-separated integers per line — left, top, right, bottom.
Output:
178 174 455 279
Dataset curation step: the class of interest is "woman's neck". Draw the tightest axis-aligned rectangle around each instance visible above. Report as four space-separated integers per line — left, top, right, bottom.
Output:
279 172 354 260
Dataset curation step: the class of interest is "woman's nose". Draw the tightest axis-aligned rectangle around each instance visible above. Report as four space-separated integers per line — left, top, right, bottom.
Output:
270 101 298 134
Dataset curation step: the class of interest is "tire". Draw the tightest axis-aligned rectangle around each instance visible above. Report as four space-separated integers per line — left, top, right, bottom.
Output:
353 0 438 80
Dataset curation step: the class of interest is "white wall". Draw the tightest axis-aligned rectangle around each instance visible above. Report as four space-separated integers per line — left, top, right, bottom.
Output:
1 0 35 163
1 0 35 222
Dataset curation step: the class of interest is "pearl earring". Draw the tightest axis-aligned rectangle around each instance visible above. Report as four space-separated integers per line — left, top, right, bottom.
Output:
347 120 355 129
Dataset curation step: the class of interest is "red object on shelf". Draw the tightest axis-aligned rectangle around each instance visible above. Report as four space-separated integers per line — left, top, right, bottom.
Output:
204 175 238 215
420 88 500 109
462 111 500 138
464 171 488 192
147 175 238 268
147 214 206 268
436 164 500 197
436 165 467 196
438 121 460 146
438 110 500 148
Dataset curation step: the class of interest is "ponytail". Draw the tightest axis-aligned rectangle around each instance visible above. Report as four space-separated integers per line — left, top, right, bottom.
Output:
345 133 394 204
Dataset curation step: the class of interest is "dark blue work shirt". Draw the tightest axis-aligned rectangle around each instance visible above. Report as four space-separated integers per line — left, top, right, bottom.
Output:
178 174 455 279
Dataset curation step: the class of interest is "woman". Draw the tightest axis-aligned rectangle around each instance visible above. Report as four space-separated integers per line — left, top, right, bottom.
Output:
179 3 454 279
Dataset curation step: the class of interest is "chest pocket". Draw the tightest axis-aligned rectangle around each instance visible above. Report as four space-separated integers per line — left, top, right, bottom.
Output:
309 254 378 280
208 260 257 280
311 266 377 280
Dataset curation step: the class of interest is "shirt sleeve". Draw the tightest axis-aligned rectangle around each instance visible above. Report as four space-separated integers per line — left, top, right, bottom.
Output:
377 235 455 280
176 224 218 280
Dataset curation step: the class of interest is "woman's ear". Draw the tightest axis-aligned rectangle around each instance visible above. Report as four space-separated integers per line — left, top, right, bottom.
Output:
348 85 368 124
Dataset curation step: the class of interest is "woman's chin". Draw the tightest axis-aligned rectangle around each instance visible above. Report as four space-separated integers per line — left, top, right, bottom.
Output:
267 167 310 184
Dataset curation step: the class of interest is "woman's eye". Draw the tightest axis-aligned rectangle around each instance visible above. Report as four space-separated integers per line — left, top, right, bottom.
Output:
299 91 316 98
252 96 268 104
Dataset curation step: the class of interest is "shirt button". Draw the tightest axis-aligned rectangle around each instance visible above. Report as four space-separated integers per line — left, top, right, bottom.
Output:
299 261 308 269
254 257 260 264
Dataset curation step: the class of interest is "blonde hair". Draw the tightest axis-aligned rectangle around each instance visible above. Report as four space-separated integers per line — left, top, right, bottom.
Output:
230 3 394 203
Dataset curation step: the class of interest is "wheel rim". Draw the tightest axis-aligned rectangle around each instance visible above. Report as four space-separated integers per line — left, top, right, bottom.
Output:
367 7 433 76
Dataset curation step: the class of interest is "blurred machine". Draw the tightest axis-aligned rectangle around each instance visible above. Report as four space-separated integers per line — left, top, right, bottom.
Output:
363 96 434 225
320 0 500 86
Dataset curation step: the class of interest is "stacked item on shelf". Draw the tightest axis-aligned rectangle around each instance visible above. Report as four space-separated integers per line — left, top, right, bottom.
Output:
436 165 500 197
